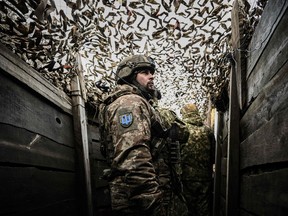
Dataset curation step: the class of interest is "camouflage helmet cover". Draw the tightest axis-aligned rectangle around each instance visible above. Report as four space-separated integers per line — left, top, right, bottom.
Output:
158 108 178 128
115 55 156 83
180 103 198 115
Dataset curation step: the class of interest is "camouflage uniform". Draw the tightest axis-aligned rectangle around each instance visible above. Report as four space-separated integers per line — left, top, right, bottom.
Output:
98 54 170 215
180 104 215 216
154 108 189 216
98 54 190 216
99 84 165 216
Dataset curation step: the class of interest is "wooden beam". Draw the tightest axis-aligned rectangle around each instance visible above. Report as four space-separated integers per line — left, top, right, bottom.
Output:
213 112 223 216
226 58 240 216
231 0 247 110
224 1 242 214
71 76 93 216
76 53 87 102
241 105 288 169
241 168 288 215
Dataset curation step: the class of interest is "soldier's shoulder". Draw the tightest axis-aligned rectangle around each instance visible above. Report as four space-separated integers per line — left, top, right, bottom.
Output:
117 94 148 106
108 94 150 114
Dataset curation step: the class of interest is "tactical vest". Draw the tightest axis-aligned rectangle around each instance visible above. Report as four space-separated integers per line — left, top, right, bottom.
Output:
98 87 189 214
98 86 167 168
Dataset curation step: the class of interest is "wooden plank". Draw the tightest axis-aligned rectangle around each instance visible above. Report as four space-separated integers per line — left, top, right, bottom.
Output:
87 124 100 142
90 160 109 189
90 143 105 161
87 122 111 215
0 43 72 114
213 112 222 216
246 3 288 104
240 168 288 215
247 0 288 77
226 62 240 215
76 53 87 101
87 124 104 160
222 112 229 140
221 157 227 177
239 209 260 216
220 159 227 199
86 102 100 125
0 166 78 216
71 76 93 216
240 105 288 169
241 60 288 140
219 195 226 216
221 138 228 158
0 124 75 171
0 72 75 146
231 0 247 109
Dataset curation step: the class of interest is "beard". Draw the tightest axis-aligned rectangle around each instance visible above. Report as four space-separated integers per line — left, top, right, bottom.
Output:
132 78 156 100
146 82 159 100
146 81 155 91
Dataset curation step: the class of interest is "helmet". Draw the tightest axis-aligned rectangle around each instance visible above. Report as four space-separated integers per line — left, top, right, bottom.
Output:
180 103 198 115
115 55 156 84
158 108 177 128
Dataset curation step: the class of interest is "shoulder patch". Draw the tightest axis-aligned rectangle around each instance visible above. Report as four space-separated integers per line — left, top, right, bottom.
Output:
119 112 133 128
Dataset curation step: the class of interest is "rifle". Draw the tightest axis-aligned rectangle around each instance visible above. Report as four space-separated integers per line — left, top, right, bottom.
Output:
167 123 189 203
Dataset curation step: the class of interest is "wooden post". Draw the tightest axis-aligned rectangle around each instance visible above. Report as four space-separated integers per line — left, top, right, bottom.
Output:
226 57 240 216
231 0 247 110
76 53 87 102
224 1 242 214
213 111 222 216
71 76 93 216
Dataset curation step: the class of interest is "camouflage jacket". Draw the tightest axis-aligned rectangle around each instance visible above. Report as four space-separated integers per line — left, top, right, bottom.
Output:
181 110 215 181
153 108 189 216
98 84 165 215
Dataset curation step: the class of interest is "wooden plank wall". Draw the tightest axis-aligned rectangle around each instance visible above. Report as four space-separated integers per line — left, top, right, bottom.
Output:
71 76 93 216
225 60 240 216
214 0 288 215
86 108 112 216
0 43 81 215
213 103 230 216
239 0 288 215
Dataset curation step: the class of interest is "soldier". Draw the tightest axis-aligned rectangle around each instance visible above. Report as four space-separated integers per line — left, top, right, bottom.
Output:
98 54 167 216
180 104 215 216
153 107 189 216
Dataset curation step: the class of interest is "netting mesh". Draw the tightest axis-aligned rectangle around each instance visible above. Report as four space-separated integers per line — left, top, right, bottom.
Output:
0 0 267 115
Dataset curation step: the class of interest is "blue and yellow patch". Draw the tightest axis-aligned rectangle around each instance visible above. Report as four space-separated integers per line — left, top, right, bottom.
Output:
119 112 133 128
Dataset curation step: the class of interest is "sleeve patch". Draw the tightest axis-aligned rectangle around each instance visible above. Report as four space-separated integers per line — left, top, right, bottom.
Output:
119 112 133 128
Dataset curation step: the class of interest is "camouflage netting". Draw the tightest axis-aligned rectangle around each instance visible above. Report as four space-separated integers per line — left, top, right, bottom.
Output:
0 0 267 115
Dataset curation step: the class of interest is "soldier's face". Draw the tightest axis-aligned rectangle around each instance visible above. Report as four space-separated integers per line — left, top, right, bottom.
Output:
136 69 155 91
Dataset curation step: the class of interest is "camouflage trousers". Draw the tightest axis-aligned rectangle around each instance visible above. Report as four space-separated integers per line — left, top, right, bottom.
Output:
182 180 213 216
160 190 188 216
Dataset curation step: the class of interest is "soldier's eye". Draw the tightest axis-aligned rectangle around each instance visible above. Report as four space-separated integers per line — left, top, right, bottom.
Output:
140 69 152 75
